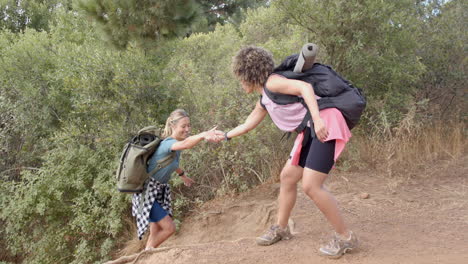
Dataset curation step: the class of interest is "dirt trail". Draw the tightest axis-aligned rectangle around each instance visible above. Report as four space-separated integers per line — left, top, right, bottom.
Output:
107 156 468 264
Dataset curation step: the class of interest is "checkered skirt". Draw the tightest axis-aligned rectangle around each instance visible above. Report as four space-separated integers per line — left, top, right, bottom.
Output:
131 178 173 240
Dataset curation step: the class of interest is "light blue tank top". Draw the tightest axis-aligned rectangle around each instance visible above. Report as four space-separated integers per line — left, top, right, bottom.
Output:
147 137 181 184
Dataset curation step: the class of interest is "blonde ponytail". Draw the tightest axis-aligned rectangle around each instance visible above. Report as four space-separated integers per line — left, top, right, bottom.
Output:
162 109 189 138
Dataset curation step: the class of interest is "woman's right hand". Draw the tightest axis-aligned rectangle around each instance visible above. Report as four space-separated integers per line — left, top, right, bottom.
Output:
203 127 225 143
180 174 195 187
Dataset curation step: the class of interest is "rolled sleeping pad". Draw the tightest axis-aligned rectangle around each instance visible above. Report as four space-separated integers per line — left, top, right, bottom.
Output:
293 43 319 73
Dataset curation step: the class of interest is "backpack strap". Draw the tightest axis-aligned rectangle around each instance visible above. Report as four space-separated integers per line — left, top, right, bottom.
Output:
148 151 177 176
263 86 317 138
295 101 316 138
295 108 312 133
263 86 302 105
259 96 266 110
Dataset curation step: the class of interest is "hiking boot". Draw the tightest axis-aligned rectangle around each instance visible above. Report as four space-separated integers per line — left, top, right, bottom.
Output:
256 224 292 246
319 231 358 258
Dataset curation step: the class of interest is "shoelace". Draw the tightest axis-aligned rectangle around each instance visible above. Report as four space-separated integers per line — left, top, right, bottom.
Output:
325 235 340 250
265 225 278 238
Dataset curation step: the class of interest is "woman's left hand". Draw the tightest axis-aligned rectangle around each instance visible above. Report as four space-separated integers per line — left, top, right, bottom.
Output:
203 127 225 143
181 175 195 187
314 117 329 142
205 130 225 143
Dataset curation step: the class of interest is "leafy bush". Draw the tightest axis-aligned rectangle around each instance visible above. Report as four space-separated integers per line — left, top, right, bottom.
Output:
2 136 127 263
0 10 178 263
1 1 466 263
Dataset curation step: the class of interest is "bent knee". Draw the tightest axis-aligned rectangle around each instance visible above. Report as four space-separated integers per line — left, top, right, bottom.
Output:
164 222 176 235
280 170 302 185
158 217 176 235
302 183 322 198
280 175 298 188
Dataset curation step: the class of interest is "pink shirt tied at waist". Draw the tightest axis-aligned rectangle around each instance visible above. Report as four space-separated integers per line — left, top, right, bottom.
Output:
261 86 351 166
290 108 351 166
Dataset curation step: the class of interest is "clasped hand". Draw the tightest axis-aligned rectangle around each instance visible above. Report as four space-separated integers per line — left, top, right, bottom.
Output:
203 126 226 143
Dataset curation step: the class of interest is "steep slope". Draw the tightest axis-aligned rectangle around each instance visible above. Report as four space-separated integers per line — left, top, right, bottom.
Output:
107 156 468 264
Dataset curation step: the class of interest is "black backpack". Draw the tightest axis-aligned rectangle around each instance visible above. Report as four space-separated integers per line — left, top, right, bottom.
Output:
267 54 366 133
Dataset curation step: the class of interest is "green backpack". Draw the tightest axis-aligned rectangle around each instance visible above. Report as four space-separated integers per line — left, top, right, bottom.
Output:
116 126 176 193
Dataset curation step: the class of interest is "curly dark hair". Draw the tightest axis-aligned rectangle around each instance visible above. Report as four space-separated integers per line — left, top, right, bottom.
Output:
232 46 274 87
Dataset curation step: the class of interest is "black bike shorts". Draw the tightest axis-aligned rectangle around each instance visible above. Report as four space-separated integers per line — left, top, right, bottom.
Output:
296 127 336 174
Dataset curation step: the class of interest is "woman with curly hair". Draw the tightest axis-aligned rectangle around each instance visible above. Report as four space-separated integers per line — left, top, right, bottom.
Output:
223 46 358 258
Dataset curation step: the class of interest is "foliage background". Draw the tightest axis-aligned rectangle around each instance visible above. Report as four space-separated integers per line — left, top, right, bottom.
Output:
0 0 466 263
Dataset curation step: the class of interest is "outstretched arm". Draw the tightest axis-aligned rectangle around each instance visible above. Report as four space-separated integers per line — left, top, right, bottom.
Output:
225 101 267 139
171 127 223 151
267 75 328 141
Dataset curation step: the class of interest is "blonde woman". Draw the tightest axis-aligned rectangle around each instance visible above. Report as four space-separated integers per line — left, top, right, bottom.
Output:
132 109 223 250
223 46 358 258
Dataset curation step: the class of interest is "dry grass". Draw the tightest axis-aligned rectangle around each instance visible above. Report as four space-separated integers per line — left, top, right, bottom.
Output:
348 114 466 177
113 215 148 258
264 145 291 183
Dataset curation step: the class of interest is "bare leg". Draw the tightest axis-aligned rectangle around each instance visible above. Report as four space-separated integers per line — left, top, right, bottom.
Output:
277 160 304 228
302 168 348 236
145 222 161 249
145 215 176 249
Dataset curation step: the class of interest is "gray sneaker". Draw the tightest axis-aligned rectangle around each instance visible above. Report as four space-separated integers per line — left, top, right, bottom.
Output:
256 224 293 246
319 231 358 258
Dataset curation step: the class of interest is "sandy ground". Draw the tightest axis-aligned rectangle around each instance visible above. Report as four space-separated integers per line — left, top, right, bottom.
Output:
106 156 468 264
